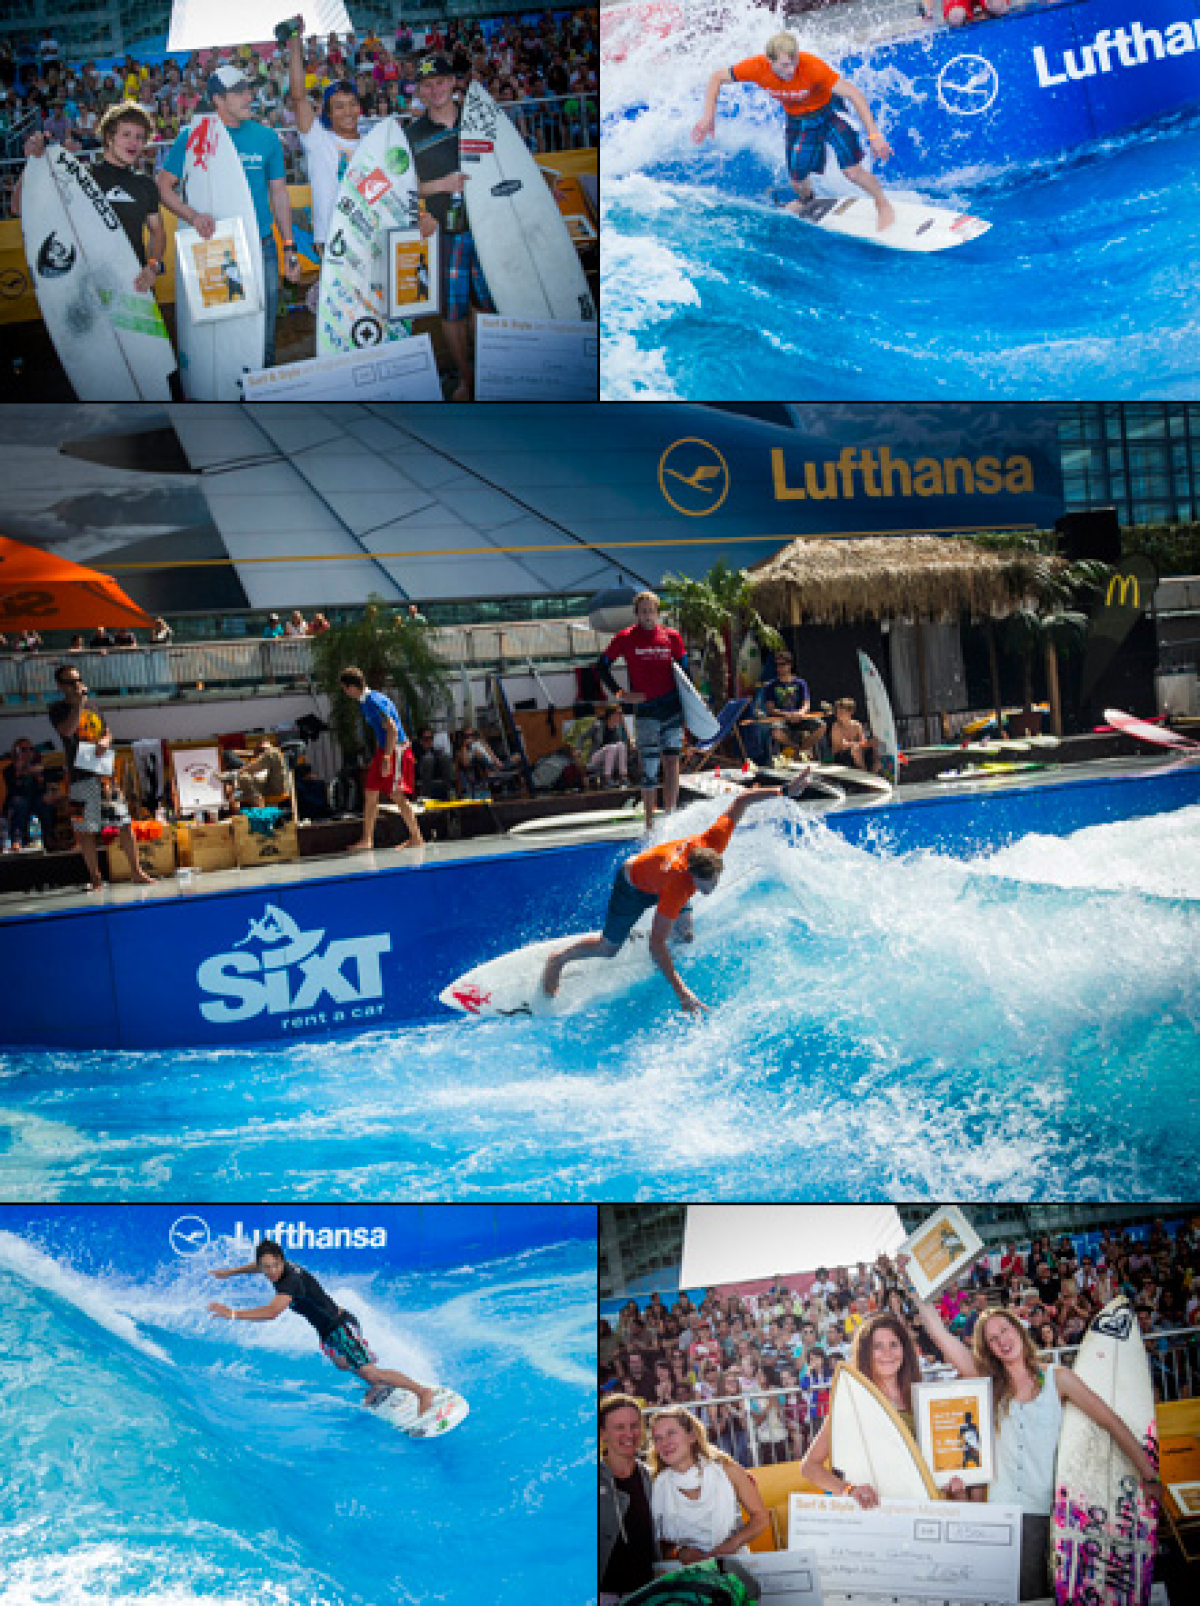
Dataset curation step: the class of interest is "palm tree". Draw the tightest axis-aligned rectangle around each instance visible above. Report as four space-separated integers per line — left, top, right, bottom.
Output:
309 595 451 764
660 560 783 707
995 551 1110 736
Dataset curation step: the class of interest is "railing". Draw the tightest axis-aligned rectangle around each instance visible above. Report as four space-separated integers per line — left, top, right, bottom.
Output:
636 1325 1200 1470
0 620 607 708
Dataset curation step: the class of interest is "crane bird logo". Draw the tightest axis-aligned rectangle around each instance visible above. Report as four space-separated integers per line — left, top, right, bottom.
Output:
658 438 731 517
937 56 1000 118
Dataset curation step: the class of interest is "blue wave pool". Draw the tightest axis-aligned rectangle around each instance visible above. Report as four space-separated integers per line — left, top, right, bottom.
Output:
0 1209 594 1605
601 3 1200 400
1 764 1198 1201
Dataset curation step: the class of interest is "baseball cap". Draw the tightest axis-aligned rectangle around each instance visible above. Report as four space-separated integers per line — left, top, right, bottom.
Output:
207 65 252 98
416 54 455 80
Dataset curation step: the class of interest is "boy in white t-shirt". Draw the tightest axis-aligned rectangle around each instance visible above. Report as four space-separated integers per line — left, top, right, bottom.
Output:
286 23 363 245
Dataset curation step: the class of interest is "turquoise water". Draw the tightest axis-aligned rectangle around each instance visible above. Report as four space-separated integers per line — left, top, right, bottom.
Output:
0 1228 593 1604
601 8 1200 399
2 787 1198 1201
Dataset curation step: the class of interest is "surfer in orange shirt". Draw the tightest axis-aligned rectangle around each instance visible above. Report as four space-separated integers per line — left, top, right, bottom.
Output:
541 784 787 1015
693 31 895 233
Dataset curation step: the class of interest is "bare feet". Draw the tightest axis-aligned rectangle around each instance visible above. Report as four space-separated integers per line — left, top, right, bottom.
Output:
397 836 425 851
345 840 373 854
415 1386 437 1417
876 198 897 232
450 381 472 403
132 874 156 885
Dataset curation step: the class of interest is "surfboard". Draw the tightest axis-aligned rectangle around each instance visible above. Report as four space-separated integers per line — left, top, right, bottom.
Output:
737 633 763 693
936 762 1048 782
364 1383 469 1438
857 653 899 784
507 801 645 837
1053 1297 1157 1606
317 116 418 356
1104 709 1200 752
441 927 663 1019
811 763 894 797
680 765 755 799
175 116 265 399
21 145 175 400
459 82 596 321
772 189 990 253
830 1365 940 1503
673 663 720 742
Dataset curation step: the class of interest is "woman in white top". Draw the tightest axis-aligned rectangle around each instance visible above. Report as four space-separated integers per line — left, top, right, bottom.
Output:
649 1406 768 1565
907 1289 1161 1600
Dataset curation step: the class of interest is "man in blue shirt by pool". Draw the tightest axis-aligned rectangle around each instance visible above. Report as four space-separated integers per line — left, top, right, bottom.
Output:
339 665 425 854
157 65 302 368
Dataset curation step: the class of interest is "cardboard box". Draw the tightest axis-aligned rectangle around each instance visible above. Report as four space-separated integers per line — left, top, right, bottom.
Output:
107 832 176 882
233 816 299 868
185 821 237 872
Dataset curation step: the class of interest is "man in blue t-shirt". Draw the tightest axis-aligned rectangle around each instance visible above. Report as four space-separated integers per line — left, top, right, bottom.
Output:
338 665 424 853
157 65 302 368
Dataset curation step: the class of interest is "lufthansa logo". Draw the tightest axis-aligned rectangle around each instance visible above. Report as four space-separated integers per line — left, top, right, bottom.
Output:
658 438 730 517
1105 574 1140 609
937 56 999 118
169 1215 211 1257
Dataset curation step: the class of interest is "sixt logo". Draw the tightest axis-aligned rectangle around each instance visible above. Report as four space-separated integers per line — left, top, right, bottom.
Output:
197 903 391 1029
1034 18 1200 86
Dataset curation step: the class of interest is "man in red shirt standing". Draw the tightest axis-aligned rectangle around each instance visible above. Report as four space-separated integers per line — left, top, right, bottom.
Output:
541 784 785 1015
597 589 688 828
693 31 895 233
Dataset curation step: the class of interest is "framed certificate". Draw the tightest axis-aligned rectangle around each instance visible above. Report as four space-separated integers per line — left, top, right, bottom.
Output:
901 1204 986 1301
386 226 439 320
1168 1481 1200 1519
913 1375 995 1489
175 215 261 323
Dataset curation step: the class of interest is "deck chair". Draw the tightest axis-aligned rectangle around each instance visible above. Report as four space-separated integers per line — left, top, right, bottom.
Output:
682 697 752 774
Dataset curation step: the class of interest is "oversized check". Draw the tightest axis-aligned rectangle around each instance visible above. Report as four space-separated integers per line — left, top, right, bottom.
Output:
788 1494 1020 1605
240 337 441 402
474 314 598 401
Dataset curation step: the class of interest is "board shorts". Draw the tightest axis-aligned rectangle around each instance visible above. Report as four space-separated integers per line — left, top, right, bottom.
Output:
634 692 684 787
320 1314 377 1371
68 775 130 836
785 103 864 182
441 230 496 322
601 863 659 949
366 747 402 794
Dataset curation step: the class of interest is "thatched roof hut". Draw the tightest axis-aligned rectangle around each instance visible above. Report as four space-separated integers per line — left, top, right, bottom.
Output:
750 536 1061 627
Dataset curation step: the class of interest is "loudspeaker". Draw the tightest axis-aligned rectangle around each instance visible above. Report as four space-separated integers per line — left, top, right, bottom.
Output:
1055 507 1122 564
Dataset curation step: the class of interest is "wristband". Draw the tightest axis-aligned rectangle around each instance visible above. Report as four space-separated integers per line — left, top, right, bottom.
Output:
149 257 164 275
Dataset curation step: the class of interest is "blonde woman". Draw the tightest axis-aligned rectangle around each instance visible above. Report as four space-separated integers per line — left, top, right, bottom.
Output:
649 1406 768 1564
906 1286 1161 1599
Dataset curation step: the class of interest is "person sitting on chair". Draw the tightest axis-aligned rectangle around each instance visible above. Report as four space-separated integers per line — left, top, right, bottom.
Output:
759 650 823 759
829 697 878 772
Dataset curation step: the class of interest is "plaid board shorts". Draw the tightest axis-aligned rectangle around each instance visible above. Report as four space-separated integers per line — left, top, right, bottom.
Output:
320 1315 377 1371
785 102 865 182
442 230 496 322
68 775 130 836
634 693 684 787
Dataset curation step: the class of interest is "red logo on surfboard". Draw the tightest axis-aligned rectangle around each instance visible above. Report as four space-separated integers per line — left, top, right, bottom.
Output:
356 168 392 205
451 986 491 1015
460 138 494 156
187 118 220 171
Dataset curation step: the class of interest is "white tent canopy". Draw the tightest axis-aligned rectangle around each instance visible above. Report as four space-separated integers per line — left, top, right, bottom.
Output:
680 1206 906 1290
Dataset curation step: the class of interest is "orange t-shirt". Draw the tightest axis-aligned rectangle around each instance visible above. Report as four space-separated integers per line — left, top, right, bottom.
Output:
731 53 838 119
626 815 736 921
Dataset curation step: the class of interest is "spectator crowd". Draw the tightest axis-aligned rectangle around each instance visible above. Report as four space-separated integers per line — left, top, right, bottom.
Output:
599 1217 1200 1470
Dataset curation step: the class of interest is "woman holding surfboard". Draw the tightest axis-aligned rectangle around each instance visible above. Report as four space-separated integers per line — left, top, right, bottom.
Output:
648 1406 769 1563
902 1278 1162 1598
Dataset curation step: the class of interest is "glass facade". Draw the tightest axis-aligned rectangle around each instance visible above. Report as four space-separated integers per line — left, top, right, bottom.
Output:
1059 403 1200 527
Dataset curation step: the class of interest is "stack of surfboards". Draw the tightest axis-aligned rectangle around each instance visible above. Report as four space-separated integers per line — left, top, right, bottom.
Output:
21 144 175 400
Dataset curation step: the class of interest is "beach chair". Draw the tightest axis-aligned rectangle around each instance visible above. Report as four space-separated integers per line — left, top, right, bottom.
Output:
682 697 752 774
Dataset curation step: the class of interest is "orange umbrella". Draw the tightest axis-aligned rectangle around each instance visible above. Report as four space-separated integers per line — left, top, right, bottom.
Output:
0 537 153 632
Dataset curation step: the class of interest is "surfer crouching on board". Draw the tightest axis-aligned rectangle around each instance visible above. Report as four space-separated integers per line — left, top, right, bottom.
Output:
542 785 783 1015
597 590 686 829
693 32 895 234
209 1238 437 1417
17 102 170 293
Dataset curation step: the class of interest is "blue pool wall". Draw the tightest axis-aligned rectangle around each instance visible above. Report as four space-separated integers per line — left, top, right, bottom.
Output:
0 1204 595 1280
2 765 1197 1051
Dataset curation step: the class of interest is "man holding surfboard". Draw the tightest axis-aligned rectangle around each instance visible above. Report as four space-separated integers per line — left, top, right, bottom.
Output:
596 591 687 829
208 1237 438 1419
541 783 784 1015
158 66 302 369
693 31 896 234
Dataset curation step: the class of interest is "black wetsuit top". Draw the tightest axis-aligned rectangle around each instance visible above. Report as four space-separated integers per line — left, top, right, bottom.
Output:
408 110 468 234
90 159 161 264
275 1263 351 1338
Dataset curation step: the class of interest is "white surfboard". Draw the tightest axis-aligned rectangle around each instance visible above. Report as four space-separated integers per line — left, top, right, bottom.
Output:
21 145 175 400
680 764 756 800
830 1365 940 1502
317 117 418 355
1053 1297 1157 1606
508 801 645 837
858 652 899 784
364 1383 469 1438
1105 708 1200 752
175 115 265 399
768 756 894 797
673 662 720 742
459 82 596 321
774 190 990 253
441 928 659 1019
